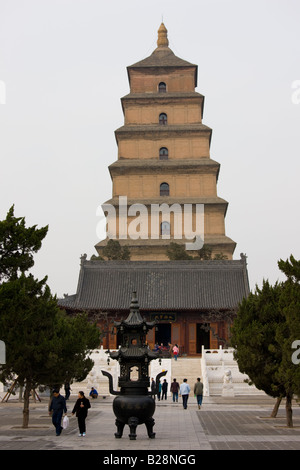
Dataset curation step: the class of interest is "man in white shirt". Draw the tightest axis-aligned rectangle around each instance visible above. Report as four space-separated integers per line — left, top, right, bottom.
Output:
179 378 191 409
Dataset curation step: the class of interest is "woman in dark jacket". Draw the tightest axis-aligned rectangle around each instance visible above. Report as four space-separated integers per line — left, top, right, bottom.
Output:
72 391 91 436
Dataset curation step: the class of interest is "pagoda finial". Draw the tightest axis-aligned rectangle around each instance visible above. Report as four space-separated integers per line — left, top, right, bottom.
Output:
157 22 169 47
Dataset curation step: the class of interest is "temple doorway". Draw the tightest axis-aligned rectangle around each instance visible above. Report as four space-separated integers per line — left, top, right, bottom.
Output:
155 323 171 347
196 323 210 353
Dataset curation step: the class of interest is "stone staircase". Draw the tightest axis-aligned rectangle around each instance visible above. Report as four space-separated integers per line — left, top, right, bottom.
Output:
69 353 203 399
201 347 267 396
68 348 266 399
170 357 202 391
148 356 202 397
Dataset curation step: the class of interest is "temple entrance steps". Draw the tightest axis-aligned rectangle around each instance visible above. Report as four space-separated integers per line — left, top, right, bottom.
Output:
170 357 202 391
149 356 202 398
70 352 203 399
69 348 267 399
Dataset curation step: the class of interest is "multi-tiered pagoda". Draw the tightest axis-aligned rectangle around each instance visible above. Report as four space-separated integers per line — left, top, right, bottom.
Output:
95 23 236 260
59 24 249 355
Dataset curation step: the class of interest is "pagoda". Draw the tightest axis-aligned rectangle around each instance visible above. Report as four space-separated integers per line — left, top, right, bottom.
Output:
59 24 249 356
95 23 236 260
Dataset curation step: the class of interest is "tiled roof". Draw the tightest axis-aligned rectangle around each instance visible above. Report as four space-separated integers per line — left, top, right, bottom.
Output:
115 123 212 136
121 92 204 101
109 347 159 360
58 258 249 312
128 46 197 69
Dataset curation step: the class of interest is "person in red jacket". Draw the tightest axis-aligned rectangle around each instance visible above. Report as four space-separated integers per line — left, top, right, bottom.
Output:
172 344 179 361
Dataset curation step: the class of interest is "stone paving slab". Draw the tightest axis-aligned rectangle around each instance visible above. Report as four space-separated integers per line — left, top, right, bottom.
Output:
0 395 299 454
196 400 300 451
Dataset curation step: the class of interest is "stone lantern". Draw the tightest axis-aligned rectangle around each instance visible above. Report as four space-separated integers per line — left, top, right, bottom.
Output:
102 291 166 440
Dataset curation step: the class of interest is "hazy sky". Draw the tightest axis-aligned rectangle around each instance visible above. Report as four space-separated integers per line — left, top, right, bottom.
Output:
0 0 299 298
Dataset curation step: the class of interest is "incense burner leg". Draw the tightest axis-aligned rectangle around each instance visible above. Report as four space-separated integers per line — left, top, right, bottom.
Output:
128 417 139 440
145 417 156 438
114 419 125 438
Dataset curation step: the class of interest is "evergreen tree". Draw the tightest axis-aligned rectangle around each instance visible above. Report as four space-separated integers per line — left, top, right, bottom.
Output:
102 239 131 260
195 244 213 260
166 242 193 260
278 254 300 282
0 207 100 427
166 242 228 261
275 256 300 426
231 255 300 427
230 280 285 397
0 274 99 427
0 206 48 282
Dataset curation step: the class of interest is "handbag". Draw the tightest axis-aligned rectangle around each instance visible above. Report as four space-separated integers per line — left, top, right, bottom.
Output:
62 415 69 429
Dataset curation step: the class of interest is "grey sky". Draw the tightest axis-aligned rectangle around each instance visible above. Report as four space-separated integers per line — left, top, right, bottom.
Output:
0 0 299 298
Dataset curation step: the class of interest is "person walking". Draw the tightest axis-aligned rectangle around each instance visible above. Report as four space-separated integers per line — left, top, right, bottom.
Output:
179 378 191 409
49 389 68 436
157 380 162 401
172 344 179 361
151 377 156 399
64 382 71 400
170 378 179 403
194 377 204 409
72 391 91 437
161 379 168 400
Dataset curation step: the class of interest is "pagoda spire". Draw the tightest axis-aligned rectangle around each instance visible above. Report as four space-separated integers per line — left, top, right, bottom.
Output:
157 22 169 47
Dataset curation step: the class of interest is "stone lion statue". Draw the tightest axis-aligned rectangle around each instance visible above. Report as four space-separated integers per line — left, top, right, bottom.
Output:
223 369 233 384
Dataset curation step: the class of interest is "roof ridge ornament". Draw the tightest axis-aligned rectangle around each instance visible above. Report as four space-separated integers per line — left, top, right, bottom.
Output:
157 22 169 47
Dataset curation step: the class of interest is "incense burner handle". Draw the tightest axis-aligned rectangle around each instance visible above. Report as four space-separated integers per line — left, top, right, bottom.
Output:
101 370 121 395
152 370 167 395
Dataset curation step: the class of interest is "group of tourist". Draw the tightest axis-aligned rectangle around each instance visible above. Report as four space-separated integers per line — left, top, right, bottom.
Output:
151 377 203 409
48 386 98 437
49 376 203 437
153 342 179 360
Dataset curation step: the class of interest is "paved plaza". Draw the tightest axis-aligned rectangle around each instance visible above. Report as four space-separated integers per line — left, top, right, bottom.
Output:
0 394 300 453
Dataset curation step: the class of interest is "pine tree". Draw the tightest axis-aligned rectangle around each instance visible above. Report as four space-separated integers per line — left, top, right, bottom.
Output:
102 239 131 260
166 242 193 260
231 255 300 427
276 256 300 426
0 205 48 282
0 207 100 427
0 274 100 427
230 280 285 398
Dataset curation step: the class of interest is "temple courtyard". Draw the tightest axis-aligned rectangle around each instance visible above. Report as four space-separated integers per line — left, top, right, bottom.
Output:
0 393 299 451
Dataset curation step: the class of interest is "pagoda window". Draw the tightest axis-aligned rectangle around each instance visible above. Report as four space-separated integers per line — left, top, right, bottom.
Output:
161 221 170 236
160 182 169 196
159 113 167 125
159 147 168 160
158 82 167 93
